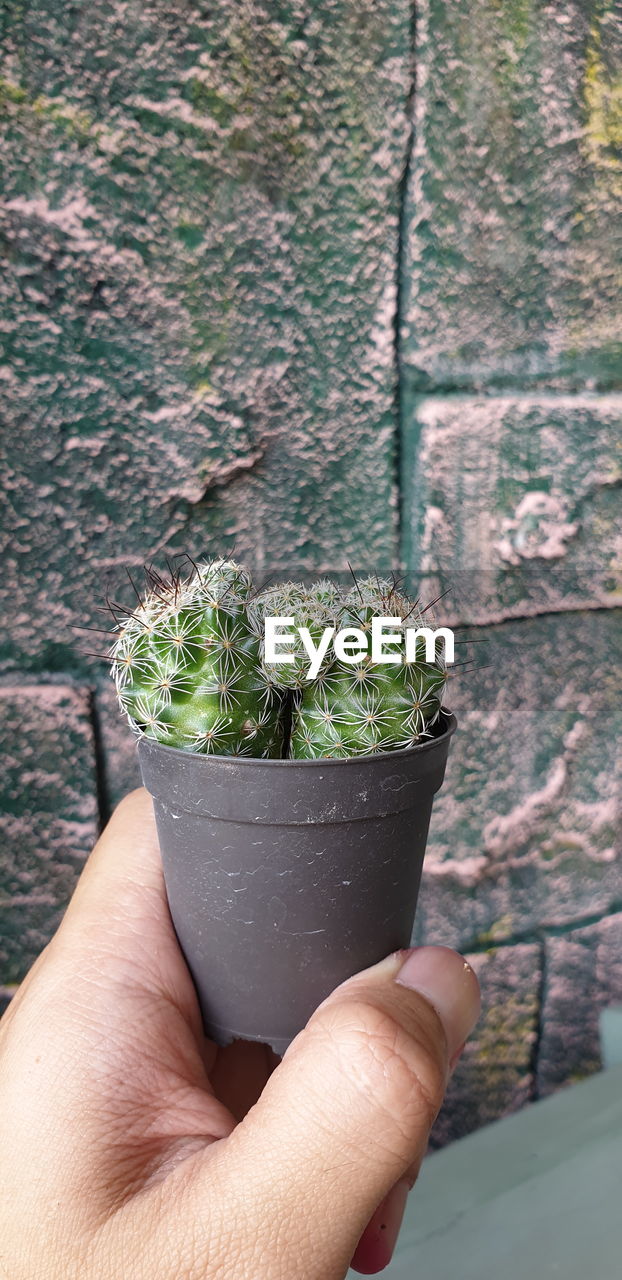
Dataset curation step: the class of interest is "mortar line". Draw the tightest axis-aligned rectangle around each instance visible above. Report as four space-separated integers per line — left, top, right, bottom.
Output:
463 898 622 955
393 0 418 572
89 685 111 834
407 389 622 405
528 938 547 1102
444 598 622 634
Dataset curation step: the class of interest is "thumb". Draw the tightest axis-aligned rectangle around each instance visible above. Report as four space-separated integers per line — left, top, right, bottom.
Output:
200 946 480 1280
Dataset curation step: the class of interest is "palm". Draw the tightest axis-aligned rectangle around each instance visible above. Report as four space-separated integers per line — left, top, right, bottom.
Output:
2 791 282 1215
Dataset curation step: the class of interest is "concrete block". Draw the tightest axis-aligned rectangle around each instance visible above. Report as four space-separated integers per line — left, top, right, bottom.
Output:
537 912 622 1095
0 0 412 676
402 0 622 391
413 609 621 950
431 943 541 1147
402 395 622 623
0 685 98 982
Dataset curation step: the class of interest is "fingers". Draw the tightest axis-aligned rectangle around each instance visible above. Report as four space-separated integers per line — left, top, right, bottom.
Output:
58 787 169 961
186 946 480 1280
350 1178 410 1275
51 789 202 1031
0 790 239 1235
63 788 164 930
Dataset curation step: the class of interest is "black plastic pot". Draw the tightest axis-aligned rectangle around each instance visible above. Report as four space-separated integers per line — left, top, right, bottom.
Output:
137 711 457 1055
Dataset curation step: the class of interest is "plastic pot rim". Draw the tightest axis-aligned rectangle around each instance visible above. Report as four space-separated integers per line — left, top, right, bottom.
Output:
136 707 457 769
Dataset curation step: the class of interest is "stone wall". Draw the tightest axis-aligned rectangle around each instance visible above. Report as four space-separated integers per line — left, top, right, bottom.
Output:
1 0 620 1145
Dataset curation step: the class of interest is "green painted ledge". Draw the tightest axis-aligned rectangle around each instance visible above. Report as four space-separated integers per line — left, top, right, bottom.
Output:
362 1064 622 1278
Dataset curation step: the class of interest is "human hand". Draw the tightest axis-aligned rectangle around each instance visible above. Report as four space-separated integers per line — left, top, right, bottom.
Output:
0 789 480 1279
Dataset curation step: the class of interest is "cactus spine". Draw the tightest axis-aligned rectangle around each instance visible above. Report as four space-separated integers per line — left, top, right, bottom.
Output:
110 560 284 756
251 580 343 691
288 577 447 758
109 563 448 759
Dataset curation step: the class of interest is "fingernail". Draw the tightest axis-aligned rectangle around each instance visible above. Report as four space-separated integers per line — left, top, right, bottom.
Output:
395 946 481 1061
350 1178 410 1274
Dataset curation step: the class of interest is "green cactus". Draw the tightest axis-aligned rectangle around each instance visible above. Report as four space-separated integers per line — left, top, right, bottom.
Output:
251 579 345 691
110 559 284 756
108 562 449 759
289 578 447 759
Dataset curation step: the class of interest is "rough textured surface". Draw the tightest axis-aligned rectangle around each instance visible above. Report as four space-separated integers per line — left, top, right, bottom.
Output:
402 0 622 393
432 944 541 1147
537 913 622 1096
1 0 620 1149
402 395 622 623
0 0 410 674
0 685 98 983
415 609 621 952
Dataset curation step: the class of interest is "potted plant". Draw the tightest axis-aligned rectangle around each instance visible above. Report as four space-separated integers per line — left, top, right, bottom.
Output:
108 558 456 1055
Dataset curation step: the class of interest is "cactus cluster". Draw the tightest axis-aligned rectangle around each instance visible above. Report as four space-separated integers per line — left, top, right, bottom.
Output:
110 560 284 758
289 578 446 758
109 559 448 759
249 579 343 691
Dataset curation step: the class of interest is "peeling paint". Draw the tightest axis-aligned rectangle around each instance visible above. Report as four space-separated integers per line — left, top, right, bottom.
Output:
496 492 579 564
